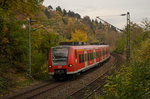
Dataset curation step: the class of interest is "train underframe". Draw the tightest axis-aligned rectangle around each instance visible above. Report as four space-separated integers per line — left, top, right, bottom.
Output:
53 69 67 81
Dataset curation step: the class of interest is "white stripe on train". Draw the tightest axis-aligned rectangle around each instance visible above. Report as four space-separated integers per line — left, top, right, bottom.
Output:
49 55 110 75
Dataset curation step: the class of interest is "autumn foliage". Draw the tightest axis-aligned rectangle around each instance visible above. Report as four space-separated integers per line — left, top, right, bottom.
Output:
0 0 120 95
71 30 87 42
102 20 150 98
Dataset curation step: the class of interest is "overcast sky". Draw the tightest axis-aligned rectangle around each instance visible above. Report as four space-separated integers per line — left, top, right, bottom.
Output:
43 0 150 29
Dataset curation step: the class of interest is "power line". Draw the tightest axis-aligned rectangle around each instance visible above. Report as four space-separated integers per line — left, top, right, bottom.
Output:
97 14 124 17
96 16 123 32
97 12 131 63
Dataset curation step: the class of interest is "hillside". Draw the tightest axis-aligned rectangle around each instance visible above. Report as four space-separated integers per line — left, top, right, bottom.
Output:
0 0 119 95
1 0 150 98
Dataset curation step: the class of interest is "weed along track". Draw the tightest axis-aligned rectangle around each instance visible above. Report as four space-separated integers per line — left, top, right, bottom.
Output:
5 54 124 99
65 53 123 99
6 81 64 99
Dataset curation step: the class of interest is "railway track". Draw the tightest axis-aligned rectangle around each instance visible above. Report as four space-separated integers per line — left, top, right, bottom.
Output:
5 81 64 99
3 53 124 99
65 53 124 99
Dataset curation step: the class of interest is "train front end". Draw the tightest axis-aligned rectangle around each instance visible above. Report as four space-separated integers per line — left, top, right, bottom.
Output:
48 46 74 80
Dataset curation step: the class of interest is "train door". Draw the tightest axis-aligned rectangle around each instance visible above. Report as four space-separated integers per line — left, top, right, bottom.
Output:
84 50 88 67
78 51 84 70
93 49 96 64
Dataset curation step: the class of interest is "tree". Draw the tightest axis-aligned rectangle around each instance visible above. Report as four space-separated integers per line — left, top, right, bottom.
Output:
44 8 50 19
92 19 94 23
62 9 67 16
141 18 150 31
0 0 40 16
83 16 91 24
48 5 53 10
56 6 62 14
95 19 98 24
37 0 44 3
71 30 87 42
75 13 81 19
68 10 75 17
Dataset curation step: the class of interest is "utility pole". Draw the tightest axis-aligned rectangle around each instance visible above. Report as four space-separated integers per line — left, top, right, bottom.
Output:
126 12 130 62
27 18 32 78
121 12 131 63
26 18 44 78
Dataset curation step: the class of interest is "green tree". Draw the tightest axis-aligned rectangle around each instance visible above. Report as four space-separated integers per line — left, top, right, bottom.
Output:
48 5 53 10
44 8 51 19
62 9 67 16
56 6 62 14
0 0 40 16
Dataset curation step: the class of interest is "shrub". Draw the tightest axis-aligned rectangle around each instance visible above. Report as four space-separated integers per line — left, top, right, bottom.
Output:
31 50 47 80
104 59 150 99
0 77 11 94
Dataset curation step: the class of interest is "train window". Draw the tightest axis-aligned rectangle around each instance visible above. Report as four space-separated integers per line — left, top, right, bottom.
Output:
90 53 92 60
89 53 91 60
100 50 103 57
99 51 101 57
96 52 98 58
107 49 108 54
94 52 96 58
93 52 94 58
79 54 82 63
82 54 84 62
75 50 77 58
89 53 90 60
52 47 69 65
104 50 105 55
88 53 90 61
91 53 93 60
100 51 101 57
85 54 87 61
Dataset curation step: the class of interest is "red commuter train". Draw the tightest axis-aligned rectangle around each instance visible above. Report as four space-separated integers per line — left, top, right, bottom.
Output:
48 42 110 80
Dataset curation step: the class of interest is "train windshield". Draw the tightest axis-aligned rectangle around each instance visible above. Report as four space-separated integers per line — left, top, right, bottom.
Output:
52 47 69 65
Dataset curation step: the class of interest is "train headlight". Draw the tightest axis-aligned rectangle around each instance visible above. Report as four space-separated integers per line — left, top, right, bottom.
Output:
49 65 52 68
68 64 72 67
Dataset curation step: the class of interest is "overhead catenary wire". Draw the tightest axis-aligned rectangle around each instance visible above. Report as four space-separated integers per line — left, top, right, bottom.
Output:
97 14 124 17
96 16 123 32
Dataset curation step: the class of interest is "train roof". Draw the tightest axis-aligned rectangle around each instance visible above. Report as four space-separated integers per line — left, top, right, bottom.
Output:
52 42 109 50
52 45 109 50
70 45 109 49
